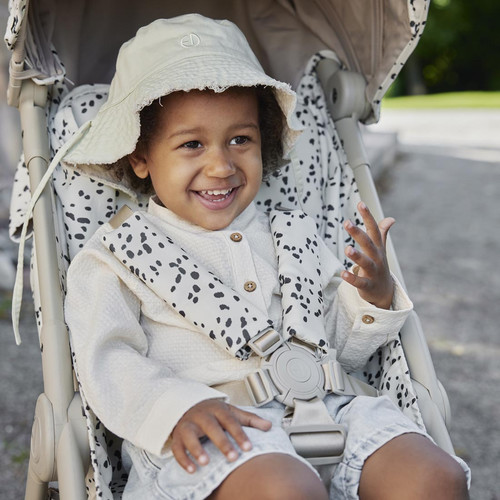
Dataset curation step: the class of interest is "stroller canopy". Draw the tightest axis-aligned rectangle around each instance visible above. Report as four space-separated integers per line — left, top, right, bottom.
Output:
5 0 428 122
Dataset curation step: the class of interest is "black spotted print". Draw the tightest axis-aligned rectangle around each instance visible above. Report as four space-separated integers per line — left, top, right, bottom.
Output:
101 212 273 360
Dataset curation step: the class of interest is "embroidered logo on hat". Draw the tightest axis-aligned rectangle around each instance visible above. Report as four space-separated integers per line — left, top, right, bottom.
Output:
181 33 201 48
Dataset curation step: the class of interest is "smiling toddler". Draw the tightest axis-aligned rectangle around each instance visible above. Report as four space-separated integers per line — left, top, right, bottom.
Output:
64 14 470 500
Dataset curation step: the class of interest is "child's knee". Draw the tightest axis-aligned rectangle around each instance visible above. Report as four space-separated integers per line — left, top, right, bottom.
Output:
360 434 469 499
408 437 468 497
270 471 328 500
246 454 328 500
211 453 328 500
423 455 469 498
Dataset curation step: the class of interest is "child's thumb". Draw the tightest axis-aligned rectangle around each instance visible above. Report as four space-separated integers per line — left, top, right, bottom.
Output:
378 217 395 247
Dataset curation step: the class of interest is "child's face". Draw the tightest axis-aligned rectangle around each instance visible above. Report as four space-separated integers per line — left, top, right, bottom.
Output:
129 88 263 230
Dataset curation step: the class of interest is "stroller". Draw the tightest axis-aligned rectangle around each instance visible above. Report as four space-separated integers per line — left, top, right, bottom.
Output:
5 0 456 498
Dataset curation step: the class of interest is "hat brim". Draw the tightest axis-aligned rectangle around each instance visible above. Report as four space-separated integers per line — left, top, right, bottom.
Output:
64 53 302 166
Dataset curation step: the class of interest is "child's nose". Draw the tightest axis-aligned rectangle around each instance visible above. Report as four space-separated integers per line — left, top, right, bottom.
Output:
204 148 236 177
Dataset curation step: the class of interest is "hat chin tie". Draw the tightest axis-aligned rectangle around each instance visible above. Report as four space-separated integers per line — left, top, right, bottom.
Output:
11 121 91 344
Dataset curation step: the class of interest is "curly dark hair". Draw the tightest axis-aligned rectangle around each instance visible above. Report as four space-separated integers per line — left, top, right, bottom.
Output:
106 86 285 194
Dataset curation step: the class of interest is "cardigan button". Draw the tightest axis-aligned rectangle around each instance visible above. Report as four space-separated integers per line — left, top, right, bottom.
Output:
362 314 375 324
230 232 243 242
244 281 257 292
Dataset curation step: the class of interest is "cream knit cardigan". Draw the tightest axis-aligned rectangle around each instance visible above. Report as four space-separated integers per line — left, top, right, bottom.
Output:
65 198 412 457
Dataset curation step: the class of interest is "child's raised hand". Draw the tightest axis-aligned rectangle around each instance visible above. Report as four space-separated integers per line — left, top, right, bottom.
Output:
341 202 395 310
171 399 272 473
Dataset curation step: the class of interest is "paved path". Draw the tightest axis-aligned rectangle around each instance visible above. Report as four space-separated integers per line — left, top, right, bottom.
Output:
371 108 500 150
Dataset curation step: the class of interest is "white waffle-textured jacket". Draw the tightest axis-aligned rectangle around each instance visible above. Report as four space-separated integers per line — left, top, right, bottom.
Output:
65 198 412 457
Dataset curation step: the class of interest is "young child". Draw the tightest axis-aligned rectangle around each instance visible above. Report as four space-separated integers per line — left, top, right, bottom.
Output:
64 14 469 500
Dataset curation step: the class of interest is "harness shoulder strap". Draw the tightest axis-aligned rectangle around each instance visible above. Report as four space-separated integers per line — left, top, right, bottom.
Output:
102 210 272 359
102 208 333 356
269 209 329 349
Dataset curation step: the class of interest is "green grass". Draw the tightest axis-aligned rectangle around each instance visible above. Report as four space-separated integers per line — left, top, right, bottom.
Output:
382 91 500 109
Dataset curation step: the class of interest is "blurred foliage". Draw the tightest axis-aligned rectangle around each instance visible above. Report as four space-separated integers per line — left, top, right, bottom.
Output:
393 0 500 95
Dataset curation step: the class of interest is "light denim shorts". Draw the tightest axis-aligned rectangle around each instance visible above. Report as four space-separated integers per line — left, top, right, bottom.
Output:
121 395 469 500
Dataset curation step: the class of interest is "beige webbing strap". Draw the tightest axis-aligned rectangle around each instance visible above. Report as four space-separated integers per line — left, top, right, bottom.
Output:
285 398 346 465
323 358 379 398
212 380 253 406
108 205 133 229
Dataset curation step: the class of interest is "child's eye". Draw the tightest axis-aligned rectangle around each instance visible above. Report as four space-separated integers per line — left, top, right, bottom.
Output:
229 136 249 146
182 140 202 149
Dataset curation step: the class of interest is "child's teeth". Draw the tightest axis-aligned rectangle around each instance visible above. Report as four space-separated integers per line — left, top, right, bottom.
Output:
203 189 231 195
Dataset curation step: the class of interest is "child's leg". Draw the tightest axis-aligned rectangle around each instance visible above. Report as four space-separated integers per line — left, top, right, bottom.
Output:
208 453 328 500
359 433 469 500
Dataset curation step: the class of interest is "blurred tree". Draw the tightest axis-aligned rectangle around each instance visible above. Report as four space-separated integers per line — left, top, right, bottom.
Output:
396 0 500 95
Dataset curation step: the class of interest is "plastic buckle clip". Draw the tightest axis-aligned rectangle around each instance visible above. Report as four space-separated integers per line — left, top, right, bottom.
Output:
247 328 284 358
286 423 346 465
244 369 276 407
323 359 346 394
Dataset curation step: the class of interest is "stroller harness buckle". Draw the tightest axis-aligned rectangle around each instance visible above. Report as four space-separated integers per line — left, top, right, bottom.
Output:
246 327 285 357
247 334 328 408
244 334 350 465
245 331 378 409
286 423 346 465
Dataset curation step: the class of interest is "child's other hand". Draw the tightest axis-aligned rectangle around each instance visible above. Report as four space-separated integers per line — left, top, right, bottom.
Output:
342 202 394 310
171 399 272 473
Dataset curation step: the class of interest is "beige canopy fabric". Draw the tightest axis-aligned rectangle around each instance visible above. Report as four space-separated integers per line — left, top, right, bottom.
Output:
5 0 428 121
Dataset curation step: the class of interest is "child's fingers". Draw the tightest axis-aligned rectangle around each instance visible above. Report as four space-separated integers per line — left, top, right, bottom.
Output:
214 406 272 456
345 205 395 261
215 409 254 456
345 245 375 275
170 401 272 473
378 217 395 247
202 415 241 462
171 443 198 474
171 422 207 473
344 220 378 260
341 268 370 291
356 202 383 247
207 406 272 459
232 406 273 432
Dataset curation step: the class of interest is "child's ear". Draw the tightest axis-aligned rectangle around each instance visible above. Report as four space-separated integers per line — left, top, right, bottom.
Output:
128 150 150 179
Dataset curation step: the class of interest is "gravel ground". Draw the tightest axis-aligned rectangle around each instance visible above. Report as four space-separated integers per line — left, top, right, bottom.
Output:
377 146 500 500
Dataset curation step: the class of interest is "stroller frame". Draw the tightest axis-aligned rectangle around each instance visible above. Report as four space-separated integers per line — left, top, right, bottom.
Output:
5 1 454 498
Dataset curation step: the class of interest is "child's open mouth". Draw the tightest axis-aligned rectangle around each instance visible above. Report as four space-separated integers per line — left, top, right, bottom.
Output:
194 187 237 209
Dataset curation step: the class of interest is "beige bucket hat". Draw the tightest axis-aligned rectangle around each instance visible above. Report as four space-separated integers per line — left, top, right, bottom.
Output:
64 13 301 166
